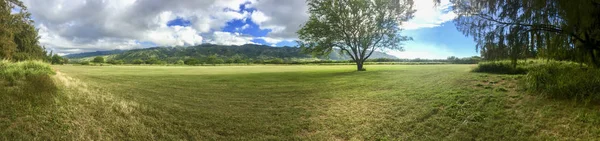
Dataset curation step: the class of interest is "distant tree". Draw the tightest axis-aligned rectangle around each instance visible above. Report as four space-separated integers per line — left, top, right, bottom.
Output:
206 54 221 65
145 57 164 65
176 60 185 65
184 58 200 65
108 59 124 65
51 54 64 64
93 56 105 63
132 59 144 65
80 61 90 65
297 0 415 71
270 58 284 64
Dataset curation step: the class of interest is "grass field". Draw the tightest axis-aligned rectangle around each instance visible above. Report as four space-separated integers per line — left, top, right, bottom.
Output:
3 65 600 140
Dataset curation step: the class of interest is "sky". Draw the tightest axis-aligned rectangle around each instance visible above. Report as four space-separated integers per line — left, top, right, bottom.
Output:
21 0 478 59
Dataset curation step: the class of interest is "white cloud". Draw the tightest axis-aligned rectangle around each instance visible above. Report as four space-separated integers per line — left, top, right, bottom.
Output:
250 0 308 39
402 0 456 30
250 11 270 25
208 32 255 45
22 0 252 54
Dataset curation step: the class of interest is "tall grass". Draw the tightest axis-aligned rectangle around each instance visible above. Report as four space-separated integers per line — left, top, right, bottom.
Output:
0 60 55 85
525 61 600 102
472 60 539 74
474 59 600 102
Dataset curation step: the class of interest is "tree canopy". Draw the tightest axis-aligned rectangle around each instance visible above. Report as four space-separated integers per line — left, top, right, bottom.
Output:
297 0 415 71
1 0 47 61
446 0 600 67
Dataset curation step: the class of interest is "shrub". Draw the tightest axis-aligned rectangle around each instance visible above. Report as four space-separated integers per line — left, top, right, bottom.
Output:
176 60 185 65
0 60 55 86
472 61 528 74
525 61 600 102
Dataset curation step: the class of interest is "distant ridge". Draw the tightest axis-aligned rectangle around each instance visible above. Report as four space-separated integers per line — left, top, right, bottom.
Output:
64 44 398 61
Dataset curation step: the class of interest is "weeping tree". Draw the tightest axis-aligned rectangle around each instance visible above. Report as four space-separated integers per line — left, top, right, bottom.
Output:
0 0 47 61
297 0 415 71
444 0 600 67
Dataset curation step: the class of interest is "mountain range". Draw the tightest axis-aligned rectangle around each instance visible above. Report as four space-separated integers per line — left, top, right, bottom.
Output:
65 44 398 62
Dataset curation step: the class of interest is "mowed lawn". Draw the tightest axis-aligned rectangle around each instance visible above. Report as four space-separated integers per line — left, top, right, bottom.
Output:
46 65 599 140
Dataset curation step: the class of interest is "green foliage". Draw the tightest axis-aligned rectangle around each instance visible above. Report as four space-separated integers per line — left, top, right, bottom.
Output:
184 58 201 65
0 0 48 61
145 57 165 65
107 59 124 65
473 61 528 74
132 59 144 65
80 61 90 65
50 54 67 65
297 0 415 71
448 0 600 67
0 60 55 85
270 58 284 64
93 56 105 63
525 61 600 102
176 60 185 65
447 56 482 64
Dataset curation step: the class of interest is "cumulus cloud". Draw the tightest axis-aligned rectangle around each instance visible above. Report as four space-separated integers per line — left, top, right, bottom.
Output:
208 32 255 46
402 0 456 30
249 0 309 39
22 0 252 54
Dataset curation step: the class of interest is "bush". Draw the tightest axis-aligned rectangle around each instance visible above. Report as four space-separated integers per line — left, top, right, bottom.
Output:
472 61 528 74
0 60 55 86
525 61 600 102
176 60 185 65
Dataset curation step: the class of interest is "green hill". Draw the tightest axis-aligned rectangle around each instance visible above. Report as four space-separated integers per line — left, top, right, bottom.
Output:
65 44 398 63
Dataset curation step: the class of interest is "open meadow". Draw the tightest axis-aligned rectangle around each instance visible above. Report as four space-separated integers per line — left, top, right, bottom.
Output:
3 65 598 140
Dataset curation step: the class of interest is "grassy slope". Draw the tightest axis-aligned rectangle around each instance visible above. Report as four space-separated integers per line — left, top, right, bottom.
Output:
6 65 598 140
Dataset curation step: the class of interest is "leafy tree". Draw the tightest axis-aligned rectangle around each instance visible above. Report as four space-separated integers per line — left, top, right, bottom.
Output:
132 59 144 65
206 54 220 65
1 0 47 61
93 56 105 63
445 0 600 67
51 54 64 64
297 0 415 71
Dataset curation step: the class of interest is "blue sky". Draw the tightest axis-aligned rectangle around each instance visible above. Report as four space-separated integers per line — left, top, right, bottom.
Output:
23 0 478 59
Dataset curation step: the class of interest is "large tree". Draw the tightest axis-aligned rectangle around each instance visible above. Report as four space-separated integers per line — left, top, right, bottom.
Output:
0 0 47 61
297 0 415 71
444 0 600 67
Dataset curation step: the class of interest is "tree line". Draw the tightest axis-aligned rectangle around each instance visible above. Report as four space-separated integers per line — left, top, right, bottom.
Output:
1 0 47 61
446 0 600 68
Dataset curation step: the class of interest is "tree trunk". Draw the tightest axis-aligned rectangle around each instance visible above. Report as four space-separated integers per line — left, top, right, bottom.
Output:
356 61 365 71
